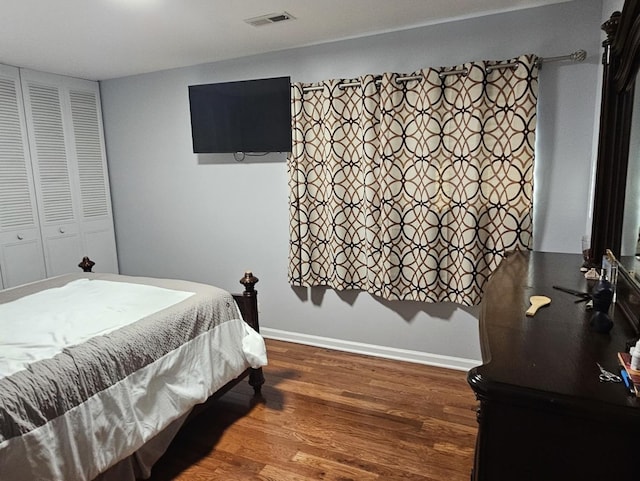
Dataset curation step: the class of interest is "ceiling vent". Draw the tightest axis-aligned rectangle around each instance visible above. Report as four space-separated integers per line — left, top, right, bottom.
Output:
245 12 296 27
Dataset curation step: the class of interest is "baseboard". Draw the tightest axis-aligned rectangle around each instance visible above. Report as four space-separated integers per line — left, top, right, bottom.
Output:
260 328 480 372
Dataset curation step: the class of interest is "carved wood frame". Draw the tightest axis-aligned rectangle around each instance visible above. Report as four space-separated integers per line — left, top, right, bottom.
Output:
590 1 640 261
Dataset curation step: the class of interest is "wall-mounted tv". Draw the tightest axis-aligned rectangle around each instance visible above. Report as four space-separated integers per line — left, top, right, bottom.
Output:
188 76 292 153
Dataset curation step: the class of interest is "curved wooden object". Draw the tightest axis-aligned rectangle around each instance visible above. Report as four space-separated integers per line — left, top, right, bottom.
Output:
468 252 640 481
525 295 551 316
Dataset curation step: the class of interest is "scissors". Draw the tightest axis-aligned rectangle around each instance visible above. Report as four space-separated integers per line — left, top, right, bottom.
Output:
552 285 591 303
597 363 622 383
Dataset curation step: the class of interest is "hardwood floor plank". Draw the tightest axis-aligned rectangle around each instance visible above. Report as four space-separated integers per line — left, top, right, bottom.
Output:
148 339 478 481
257 464 319 481
290 451 380 480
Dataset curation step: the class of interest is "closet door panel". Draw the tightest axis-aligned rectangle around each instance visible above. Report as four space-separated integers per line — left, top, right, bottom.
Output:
20 69 119 275
0 64 46 287
0 232 46 287
68 85 118 273
44 229 83 276
21 72 84 277
83 227 119 272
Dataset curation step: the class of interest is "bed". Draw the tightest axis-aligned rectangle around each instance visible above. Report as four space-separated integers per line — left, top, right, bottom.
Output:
0 258 267 481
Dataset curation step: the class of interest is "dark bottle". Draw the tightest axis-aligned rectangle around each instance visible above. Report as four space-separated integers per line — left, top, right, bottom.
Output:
590 277 614 333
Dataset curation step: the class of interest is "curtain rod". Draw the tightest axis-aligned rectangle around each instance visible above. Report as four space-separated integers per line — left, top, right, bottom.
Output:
301 49 587 92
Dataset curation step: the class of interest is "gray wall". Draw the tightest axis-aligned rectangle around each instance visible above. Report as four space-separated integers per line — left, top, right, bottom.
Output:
100 0 603 367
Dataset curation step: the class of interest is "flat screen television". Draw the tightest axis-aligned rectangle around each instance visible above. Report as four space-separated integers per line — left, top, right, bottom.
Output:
188 76 292 153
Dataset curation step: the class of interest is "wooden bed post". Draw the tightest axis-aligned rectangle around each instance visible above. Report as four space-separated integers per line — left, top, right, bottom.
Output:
235 271 265 394
78 256 95 272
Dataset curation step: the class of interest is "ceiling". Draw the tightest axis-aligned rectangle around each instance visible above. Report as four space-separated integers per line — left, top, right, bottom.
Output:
1 0 571 81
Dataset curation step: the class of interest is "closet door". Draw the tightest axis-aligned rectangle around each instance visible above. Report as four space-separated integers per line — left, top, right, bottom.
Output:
21 69 118 276
67 80 118 273
0 65 46 287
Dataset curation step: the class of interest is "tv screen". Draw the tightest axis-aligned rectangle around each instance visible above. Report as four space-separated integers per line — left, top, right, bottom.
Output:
188 76 292 153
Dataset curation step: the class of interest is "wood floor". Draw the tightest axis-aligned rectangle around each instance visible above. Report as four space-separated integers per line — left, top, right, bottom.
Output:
148 339 478 481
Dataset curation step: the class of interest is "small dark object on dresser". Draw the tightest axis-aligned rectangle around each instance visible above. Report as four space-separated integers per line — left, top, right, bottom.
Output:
590 278 614 333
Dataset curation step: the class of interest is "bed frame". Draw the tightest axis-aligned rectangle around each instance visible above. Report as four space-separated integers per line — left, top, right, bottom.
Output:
77 256 265 397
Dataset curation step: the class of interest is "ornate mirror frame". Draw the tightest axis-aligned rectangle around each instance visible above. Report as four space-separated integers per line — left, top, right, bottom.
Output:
591 0 640 332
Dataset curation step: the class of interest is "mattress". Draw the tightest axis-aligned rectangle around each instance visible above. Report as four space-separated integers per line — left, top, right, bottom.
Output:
0 273 267 481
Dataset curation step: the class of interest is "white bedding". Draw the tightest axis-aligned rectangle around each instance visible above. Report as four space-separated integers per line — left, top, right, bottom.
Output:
0 273 268 481
1 319 265 481
0 279 195 378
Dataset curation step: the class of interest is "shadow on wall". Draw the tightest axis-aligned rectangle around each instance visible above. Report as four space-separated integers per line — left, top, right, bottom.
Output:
196 152 287 164
291 285 479 322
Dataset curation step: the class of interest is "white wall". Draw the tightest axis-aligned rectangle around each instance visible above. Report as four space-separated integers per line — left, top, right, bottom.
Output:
100 0 603 367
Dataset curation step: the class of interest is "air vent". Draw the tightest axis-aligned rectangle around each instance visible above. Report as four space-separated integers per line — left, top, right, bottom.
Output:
245 12 295 27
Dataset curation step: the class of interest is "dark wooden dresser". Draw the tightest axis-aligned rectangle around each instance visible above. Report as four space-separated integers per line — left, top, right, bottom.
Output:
467 251 640 481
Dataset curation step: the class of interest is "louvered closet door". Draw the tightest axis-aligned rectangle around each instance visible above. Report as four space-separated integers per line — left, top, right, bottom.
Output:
0 65 46 288
21 70 118 276
67 85 118 273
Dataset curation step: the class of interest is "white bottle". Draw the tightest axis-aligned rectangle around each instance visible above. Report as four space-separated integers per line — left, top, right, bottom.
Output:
631 340 640 371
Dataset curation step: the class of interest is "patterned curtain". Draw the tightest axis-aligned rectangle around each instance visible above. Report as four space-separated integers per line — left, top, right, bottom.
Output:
288 54 538 306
